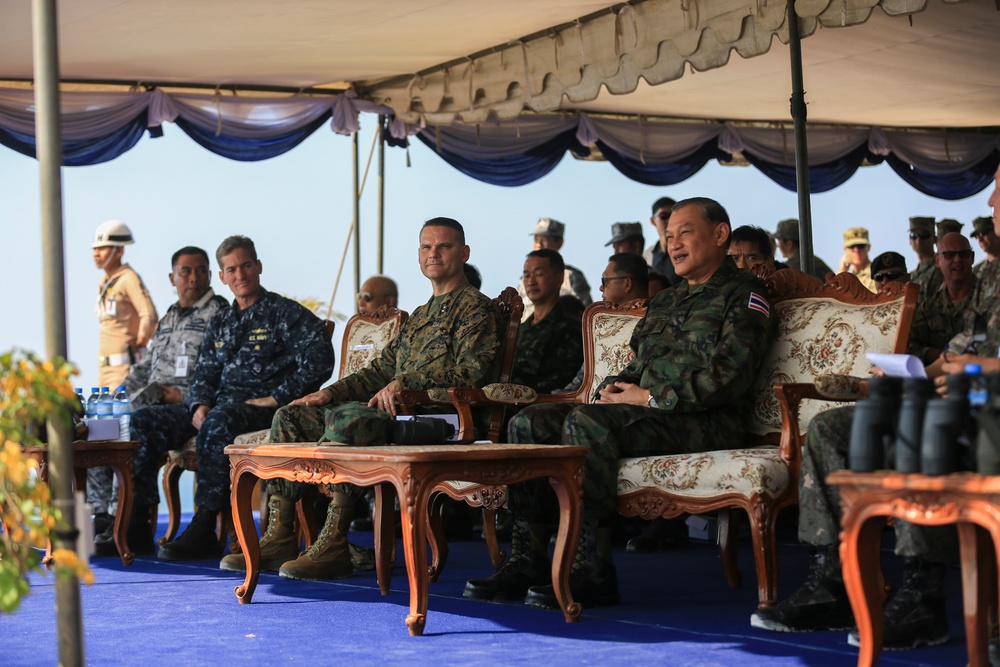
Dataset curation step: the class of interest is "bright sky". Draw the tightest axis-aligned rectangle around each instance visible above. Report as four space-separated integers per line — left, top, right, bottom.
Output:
1 118 993 391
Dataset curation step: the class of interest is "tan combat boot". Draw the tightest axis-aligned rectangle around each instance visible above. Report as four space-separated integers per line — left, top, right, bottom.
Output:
219 494 298 572
278 492 354 580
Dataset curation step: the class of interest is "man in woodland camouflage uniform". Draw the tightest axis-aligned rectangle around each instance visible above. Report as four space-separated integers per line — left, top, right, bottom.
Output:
219 218 500 580
92 246 228 556
752 167 1000 653
907 216 943 294
512 249 583 393
464 197 776 609
124 236 334 560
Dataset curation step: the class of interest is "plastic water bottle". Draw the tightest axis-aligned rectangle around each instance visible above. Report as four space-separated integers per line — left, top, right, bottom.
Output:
86 387 100 419
75 388 85 413
96 386 114 419
967 363 988 410
113 385 131 441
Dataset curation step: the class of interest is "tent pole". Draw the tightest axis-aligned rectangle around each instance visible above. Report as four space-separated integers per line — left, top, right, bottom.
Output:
377 115 385 275
353 131 361 300
31 0 85 664
787 0 815 277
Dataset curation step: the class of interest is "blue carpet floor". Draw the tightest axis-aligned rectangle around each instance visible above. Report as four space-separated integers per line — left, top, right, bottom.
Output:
1 514 972 666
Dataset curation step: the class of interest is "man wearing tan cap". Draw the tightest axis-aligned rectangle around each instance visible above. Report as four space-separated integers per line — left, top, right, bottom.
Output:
907 216 943 292
517 217 592 321
773 218 832 280
837 227 876 292
970 215 1000 280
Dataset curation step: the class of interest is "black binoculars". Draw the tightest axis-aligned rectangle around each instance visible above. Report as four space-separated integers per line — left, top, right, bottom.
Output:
392 416 456 445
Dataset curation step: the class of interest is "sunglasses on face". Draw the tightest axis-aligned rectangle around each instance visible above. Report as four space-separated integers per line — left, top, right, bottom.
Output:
940 250 973 261
600 276 628 288
357 292 373 303
655 212 671 220
909 232 933 240
873 271 908 283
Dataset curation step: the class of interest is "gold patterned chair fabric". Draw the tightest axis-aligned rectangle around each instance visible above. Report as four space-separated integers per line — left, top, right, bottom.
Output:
434 299 648 577
615 268 917 607
161 309 407 547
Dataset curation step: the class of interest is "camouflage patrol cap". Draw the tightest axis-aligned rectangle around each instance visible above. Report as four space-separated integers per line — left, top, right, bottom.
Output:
530 217 565 238
870 251 908 276
774 219 798 241
843 227 870 247
908 216 935 234
936 218 963 237
605 222 644 246
970 216 993 238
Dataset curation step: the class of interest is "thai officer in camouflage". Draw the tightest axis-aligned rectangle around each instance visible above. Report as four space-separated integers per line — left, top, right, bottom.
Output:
219 218 500 579
124 236 335 560
518 217 592 322
907 215 943 294
512 249 583 393
90 246 228 554
752 167 1000 651
464 197 777 609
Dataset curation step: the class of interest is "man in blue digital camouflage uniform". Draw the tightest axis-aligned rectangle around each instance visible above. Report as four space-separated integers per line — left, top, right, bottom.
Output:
123 235 334 560
465 197 777 608
218 218 500 579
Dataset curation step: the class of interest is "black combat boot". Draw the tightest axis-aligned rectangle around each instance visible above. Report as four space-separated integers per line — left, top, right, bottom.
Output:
278 492 354 580
750 546 853 632
464 516 551 602
94 505 156 557
157 508 221 561
524 515 620 610
847 557 949 650
220 493 297 572
626 517 689 553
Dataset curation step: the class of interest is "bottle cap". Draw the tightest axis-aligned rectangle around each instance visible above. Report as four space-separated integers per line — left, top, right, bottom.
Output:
117 385 126 391
92 387 99 392
965 363 983 375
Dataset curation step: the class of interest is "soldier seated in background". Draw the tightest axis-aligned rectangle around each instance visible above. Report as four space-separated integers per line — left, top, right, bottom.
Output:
465 197 776 609
218 218 500 580
728 225 787 271
92 246 228 556
123 235 335 561
356 275 398 314
773 218 833 280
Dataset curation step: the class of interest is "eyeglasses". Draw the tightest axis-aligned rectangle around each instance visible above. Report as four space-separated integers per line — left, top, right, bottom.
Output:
909 232 933 240
940 250 973 261
873 271 908 283
357 292 372 303
847 245 870 251
600 276 628 288
655 212 671 220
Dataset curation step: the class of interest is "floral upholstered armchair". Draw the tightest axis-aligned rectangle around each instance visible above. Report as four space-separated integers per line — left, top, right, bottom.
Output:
615 269 917 607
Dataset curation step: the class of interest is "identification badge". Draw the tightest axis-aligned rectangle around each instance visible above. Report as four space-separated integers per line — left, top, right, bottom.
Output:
105 295 117 317
175 355 189 377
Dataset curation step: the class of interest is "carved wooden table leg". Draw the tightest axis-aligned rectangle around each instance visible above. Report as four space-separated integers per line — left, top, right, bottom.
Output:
232 467 260 604
395 468 431 637
958 524 992 667
374 483 396 596
547 468 583 623
111 458 136 565
838 503 886 667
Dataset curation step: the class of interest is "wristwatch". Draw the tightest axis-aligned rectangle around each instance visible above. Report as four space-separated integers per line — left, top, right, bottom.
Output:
647 392 658 409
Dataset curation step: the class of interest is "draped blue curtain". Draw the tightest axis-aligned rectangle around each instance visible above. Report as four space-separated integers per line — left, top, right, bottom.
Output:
596 139 728 186
0 110 148 166
742 142 873 194
415 128 582 187
174 112 331 162
885 150 1000 201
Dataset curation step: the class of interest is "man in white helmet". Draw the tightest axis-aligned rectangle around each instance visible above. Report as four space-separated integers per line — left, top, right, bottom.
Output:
89 219 158 535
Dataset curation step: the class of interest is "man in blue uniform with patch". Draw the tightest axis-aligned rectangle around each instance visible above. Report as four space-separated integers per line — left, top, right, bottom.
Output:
124 235 335 560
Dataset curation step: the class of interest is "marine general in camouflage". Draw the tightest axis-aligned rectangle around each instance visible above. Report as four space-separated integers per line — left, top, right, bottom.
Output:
752 165 1000 651
89 246 228 552
119 235 335 561
218 217 500 579
464 197 777 610
511 249 583 393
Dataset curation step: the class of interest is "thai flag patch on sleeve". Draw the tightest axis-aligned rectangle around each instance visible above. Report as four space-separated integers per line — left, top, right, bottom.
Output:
748 292 770 317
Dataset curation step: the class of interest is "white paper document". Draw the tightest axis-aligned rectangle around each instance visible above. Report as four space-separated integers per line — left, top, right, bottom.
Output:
866 353 927 379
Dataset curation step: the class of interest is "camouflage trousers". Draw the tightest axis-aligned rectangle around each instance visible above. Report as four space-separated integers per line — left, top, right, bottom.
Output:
506 402 733 519
87 387 172 515
130 402 276 512
799 405 957 565
266 402 394 501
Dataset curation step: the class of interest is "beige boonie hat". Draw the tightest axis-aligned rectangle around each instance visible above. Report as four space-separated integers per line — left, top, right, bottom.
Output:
843 227 870 247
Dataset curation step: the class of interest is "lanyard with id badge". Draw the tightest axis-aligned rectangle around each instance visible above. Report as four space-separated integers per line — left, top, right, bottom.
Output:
175 342 190 378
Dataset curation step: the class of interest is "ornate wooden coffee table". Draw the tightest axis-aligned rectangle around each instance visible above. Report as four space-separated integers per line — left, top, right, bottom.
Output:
24 439 139 566
828 470 1000 667
225 442 587 636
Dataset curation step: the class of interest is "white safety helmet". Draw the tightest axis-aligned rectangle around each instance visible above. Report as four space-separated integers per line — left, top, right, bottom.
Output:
92 219 135 248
